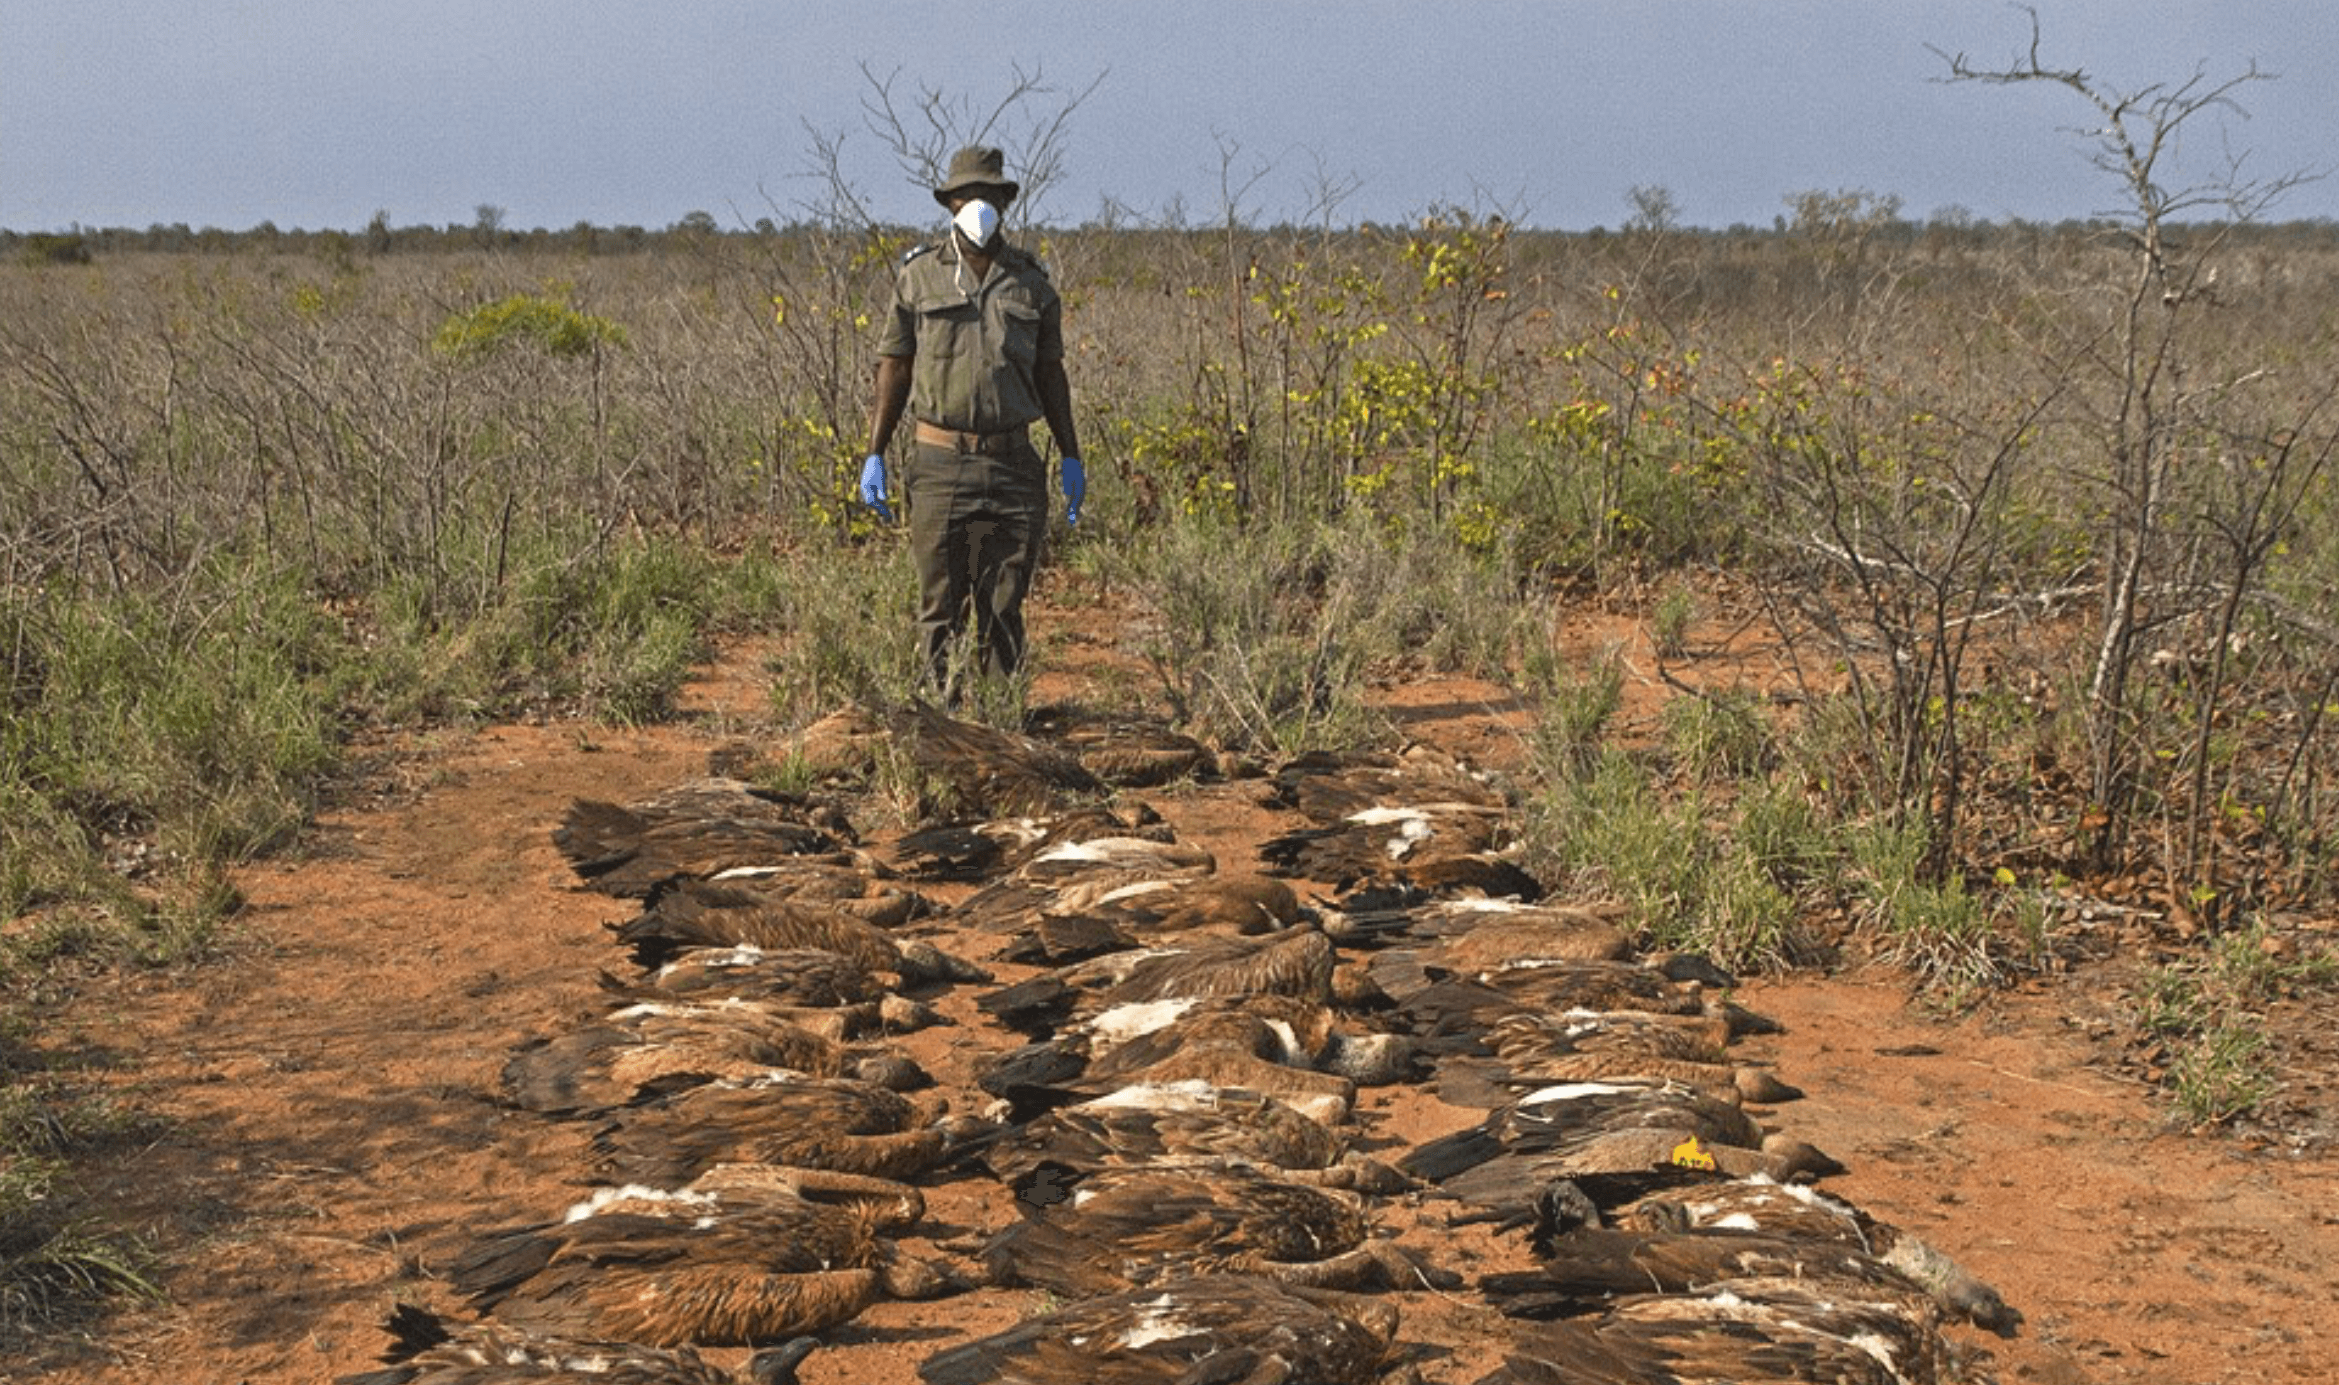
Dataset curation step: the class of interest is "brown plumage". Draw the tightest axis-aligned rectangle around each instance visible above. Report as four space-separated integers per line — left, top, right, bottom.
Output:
446 1171 947 1347
609 878 986 984
339 1304 809 1385
1480 1224 1947 1319
787 701 1103 817
1258 803 1524 893
554 779 854 898
1400 1080 1827 1221
1616 1177 2022 1336
1486 1010 1736 1067
1443 1126 1844 1229
977 929 1336 1037
987 874 1301 967
1438 1051 1799 1110
597 947 884 1010
507 1005 846 1113
685 858 931 927
1263 746 1509 821
1400 955 1717 1017
1075 1000 1355 1119
1022 704 1216 787
917 1275 1400 1385
1480 1275 1954 1385
889 804 1172 882
1100 927 1337 1006
1255 748 1532 894
1322 893 1632 959
1432 1010 1795 1109
1076 874 1306 939
500 1005 931 1115
980 1081 1405 1194
951 836 1220 935
1396 977 1780 1058
586 1075 984 1185
980 1166 1444 1296
977 993 1372 1124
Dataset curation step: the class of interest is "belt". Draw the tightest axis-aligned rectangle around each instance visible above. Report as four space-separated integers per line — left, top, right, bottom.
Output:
914 420 1030 456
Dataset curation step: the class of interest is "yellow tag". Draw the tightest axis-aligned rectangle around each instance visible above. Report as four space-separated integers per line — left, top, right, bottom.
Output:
1670 1137 1718 1171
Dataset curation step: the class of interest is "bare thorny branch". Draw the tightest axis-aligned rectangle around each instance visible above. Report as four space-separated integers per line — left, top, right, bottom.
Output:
849 61 1107 229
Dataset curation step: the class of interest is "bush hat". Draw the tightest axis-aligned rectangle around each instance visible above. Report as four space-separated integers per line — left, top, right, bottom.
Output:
934 146 1020 207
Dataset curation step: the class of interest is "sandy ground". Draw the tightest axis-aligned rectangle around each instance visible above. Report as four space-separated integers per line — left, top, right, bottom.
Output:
12 592 2337 1385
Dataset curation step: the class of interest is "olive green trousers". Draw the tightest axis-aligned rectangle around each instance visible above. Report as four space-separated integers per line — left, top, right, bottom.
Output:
903 439 1047 688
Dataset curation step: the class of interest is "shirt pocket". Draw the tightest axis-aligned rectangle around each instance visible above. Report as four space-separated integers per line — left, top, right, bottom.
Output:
996 298 1043 367
913 295 980 359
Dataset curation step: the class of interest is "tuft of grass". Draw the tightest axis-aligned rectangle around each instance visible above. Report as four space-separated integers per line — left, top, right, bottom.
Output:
2161 1012 2277 1127
0 1080 161 1335
1689 848 1800 973
1 568 335 926
760 544 928 726
1845 817 2002 996
1733 776 1835 888
0 1157 161 1335
1662 686 1770 781
1518 749 1797 973
2131 923 2336 1127
1121 517 1387 757
1650 584 1696 658
1520 644 1625 776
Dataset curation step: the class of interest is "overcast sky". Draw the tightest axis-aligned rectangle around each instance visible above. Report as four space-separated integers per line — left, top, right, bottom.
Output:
5 2 2334 234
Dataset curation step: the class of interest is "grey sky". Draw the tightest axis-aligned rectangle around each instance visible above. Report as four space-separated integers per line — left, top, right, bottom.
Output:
4 2 2334 233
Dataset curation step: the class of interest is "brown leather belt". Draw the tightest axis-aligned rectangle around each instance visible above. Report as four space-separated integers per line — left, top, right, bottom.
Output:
914 420 1029 456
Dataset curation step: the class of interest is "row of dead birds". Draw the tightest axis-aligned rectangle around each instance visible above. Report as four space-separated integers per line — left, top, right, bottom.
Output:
342 702 2021 1385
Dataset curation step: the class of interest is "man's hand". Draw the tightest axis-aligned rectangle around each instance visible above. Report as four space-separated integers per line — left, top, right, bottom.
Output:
858 454 894 522
1059 456 1085 527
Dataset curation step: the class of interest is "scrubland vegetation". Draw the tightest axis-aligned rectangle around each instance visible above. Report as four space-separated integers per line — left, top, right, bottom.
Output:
8 65 2339 1334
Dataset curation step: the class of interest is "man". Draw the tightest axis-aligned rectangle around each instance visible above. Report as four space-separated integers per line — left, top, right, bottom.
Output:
859 145 1084 693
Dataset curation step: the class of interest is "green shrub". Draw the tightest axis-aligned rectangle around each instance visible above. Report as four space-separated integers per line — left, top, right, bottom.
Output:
1847 817 2000 993
432 291 628 360
1733 776 1835 888
2165 1016 2276 1127
18 234 91 267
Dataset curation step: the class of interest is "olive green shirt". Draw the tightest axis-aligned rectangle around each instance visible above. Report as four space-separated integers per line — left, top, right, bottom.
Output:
876 239 1063 434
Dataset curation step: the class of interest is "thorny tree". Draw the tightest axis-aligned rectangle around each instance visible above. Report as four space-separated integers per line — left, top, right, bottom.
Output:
1935 10 2329 898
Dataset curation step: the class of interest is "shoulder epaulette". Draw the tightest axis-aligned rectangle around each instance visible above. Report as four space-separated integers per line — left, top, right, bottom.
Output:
1003 243 1049 277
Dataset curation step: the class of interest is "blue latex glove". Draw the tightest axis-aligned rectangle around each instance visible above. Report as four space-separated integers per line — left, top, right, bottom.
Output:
1059 456 1085 526
858 453 893 522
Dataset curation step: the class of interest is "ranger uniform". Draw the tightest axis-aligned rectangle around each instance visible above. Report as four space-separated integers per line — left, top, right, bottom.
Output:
860 146 1083 690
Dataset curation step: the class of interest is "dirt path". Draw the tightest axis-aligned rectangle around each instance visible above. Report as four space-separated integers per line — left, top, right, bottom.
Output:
17 620 2339 1385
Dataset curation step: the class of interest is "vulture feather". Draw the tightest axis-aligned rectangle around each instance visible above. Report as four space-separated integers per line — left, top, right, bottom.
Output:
446 1174 948 1347
500 1005 927 1115
554 778 854 898
339 1303 810 1385
889 804 1171 882
1478 1275 1956 1385
982 1081 1403 1194
979 1166 1448 1296
586 1075 987 1185
609 877 986 984
917 1275 1400 1385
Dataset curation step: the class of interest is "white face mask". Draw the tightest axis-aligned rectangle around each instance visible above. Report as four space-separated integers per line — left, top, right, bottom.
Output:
952 198 1001 250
